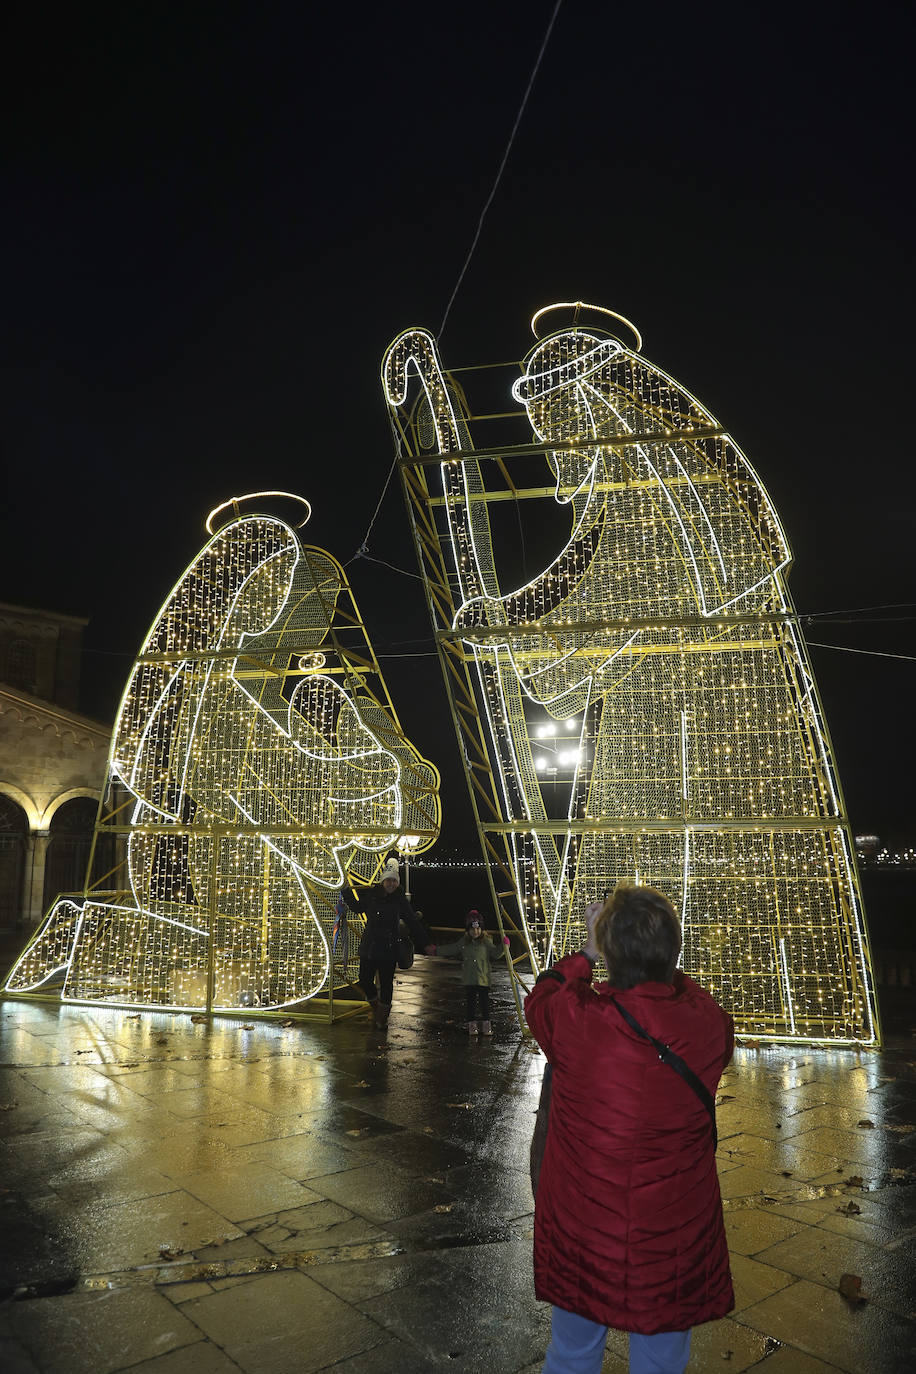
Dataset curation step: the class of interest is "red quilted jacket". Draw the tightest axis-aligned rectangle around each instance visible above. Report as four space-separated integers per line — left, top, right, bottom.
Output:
525 953 734 1333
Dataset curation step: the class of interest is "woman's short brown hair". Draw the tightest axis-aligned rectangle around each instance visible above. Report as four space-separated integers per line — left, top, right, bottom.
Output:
593 884 682 989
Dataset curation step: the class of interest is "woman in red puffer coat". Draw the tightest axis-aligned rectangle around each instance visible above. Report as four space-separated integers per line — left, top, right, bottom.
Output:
525 884 734 1374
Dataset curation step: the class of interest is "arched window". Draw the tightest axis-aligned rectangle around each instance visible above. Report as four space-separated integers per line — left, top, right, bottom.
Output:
43 798 99 912
5 639 37 692
0 794 28 930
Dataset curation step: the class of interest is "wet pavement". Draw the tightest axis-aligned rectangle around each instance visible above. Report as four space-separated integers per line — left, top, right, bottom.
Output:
1 957 915 1374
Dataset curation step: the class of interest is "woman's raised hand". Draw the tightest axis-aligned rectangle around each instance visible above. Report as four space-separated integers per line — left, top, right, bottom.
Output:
583 901 603 962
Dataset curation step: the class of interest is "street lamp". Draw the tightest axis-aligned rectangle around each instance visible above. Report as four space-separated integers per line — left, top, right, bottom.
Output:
533 720 585 781
396 834 421 900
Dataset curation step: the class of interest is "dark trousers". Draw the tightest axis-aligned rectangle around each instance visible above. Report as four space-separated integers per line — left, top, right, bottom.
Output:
359 956 395 1006
465 985 490 1020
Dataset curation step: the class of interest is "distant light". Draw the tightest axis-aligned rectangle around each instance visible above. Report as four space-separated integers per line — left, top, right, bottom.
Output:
535 757 547 771
565 719 576 731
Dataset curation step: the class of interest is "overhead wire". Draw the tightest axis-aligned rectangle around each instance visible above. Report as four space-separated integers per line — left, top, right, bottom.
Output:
348 0 563 574
806 642 916 663
802 602 916 619
438 0 564 340
345 453 400 567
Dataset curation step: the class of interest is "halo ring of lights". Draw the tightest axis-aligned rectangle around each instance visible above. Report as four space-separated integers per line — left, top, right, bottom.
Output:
530 301 643 352
206 491 313 535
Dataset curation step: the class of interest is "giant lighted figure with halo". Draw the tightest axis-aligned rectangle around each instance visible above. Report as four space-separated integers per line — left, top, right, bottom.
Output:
383 303 878 1044
5 493 440 1012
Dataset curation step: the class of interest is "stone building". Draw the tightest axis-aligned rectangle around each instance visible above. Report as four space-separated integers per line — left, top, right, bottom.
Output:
0 604 110 929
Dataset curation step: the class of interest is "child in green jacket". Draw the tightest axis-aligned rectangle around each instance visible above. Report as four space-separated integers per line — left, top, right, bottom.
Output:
434 909 504 1035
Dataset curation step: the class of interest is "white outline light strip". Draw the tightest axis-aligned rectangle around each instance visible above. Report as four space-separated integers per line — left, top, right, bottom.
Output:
670 448 728 584
837 826 877 1044
779 937 797 1036
680 708 690 967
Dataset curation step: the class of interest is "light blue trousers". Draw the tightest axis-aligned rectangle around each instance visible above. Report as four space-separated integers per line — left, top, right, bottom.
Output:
543 1306 692 1374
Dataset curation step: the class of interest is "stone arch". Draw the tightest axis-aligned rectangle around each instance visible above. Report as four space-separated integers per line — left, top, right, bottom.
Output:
0 782 41 831
0 793 29 929
39 789 102 830
42 797 99 911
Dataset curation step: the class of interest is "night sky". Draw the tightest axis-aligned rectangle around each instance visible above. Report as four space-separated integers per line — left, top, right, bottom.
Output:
3 2 914 848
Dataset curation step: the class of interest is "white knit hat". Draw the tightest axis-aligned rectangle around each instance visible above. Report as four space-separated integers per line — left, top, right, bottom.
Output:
381 858 400 884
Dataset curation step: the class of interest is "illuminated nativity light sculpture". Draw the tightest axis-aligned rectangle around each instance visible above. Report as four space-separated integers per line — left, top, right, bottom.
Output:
383 304 879 1045
4 494 440 1015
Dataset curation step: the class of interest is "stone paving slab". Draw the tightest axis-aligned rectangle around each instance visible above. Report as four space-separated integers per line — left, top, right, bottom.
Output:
6 1286 202 1374
739 1276 916 1373
2 961 915 1372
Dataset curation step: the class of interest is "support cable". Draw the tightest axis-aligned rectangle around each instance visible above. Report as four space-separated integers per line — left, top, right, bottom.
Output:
346 454 400 567
804 602 916 619
807 641 916 663
348 3 563 569
438 0 564 339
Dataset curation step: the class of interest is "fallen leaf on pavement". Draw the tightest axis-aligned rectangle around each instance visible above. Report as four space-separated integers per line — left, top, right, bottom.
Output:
838 1272 865 1304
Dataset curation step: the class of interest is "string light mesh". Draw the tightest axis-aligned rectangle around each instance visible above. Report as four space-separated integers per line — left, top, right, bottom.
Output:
5 503 440 1012
383 308 878 1045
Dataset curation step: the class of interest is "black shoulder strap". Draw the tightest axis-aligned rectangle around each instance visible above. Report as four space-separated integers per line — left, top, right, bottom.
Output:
609 995 718 1150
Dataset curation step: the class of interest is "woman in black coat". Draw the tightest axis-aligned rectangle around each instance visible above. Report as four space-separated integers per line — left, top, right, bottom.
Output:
342 857 433 1027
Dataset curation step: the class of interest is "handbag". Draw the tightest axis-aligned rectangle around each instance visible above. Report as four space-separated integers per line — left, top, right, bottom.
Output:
396 920 414 971
529 1062 553 1197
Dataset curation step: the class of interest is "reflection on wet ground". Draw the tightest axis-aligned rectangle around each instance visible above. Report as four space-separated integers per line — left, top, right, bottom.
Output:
1 959 915 1372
